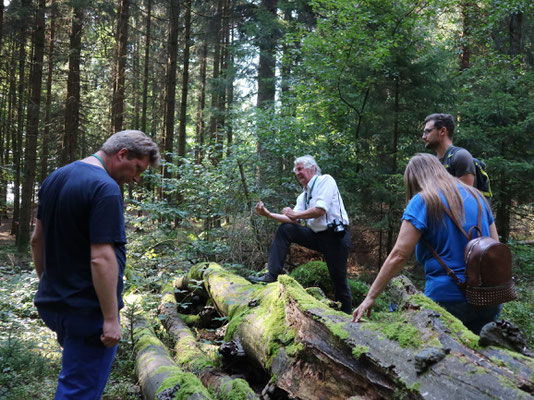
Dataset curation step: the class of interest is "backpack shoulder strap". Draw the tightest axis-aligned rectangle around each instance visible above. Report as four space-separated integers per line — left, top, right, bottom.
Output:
422 239 463 286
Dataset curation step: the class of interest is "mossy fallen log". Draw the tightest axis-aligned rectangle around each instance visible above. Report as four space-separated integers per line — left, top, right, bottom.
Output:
188 262 534 400
159 281 259 400
130 309 212 400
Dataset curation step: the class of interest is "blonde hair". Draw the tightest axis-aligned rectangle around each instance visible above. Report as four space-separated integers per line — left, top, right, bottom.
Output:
404 153 484 225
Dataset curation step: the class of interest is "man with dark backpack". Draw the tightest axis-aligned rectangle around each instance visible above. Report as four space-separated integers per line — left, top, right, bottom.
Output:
422 113 492 199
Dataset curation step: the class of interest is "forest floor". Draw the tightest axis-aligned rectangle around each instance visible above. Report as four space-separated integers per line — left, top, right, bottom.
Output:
0 219 141 400
0 217 532 399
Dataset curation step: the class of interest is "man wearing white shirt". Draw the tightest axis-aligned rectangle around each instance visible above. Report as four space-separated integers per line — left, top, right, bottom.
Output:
249 155 352 313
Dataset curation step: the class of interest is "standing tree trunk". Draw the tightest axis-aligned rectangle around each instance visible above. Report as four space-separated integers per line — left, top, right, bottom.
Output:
112 0 130 133
1 43 17 222
225 2 235 157
255 0 277 184
177 0 191 163
208 0 223 165
141 0 152 134
41 0 56 184
11 0 31 236
61 5 84 166
17 0 47 251
162 0 180 186
459 0 477 70
195 35 208 165
509 12 522 58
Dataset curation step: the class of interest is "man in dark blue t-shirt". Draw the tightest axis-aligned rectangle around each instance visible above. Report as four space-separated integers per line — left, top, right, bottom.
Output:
31 130 160 399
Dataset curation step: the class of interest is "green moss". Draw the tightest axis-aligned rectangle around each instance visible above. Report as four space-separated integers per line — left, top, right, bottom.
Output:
155 368 212 399
409 381 421 393
351 345 370 358
133 326 163 353
365 313 422 348
217 378 255 400
178 313 201 326
410 294 480 349
278 275 351 342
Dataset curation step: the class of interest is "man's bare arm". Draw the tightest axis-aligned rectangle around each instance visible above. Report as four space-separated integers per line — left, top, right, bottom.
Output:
91 243 121 347
31 219 44 278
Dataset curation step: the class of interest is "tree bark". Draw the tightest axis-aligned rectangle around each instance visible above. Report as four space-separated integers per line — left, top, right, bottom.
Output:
141 0 152 134
177 0 191 162
208 0 223 165
255 0 278 184
17 0 47 251
11 0 31 236
112 0 130 133
195 34 208 165
158 283 259 399
162 0 180 184
187 263 534 400
62 4 84 166
129 311 212 400
41 0 57 184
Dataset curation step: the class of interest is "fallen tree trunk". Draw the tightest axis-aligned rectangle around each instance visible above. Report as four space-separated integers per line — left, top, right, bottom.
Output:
188 262 534 400
129 307 212 400
158 281 259 400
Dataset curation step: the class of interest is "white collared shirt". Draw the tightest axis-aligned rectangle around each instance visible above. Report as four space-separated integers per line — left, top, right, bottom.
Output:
294 174 349 232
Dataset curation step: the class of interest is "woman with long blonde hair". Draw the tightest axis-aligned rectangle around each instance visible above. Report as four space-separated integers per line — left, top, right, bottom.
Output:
352 153 501 334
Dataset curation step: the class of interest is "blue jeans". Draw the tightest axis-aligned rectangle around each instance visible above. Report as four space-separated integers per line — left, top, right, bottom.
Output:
38 307 118 400
437 301 502 335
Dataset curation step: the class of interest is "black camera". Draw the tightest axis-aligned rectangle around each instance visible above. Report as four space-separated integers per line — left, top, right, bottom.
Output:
327 219 345 236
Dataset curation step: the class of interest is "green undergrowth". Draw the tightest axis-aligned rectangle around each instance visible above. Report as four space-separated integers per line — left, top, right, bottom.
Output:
290 260 390 312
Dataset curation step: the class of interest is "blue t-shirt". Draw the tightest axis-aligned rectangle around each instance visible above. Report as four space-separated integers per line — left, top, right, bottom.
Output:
402 184 494 303
34 161 127 312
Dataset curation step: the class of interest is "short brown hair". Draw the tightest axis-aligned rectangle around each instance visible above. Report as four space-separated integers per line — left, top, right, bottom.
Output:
424 113 455 139
101 130 161 168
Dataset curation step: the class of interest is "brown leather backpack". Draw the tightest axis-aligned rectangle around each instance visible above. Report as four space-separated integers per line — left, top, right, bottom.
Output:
424 194 516 306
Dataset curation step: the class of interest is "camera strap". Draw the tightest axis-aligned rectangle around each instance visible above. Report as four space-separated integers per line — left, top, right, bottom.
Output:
326 191 344 225
304 175 319 210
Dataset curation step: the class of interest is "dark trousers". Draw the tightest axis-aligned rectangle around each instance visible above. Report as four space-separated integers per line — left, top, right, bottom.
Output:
267 223 352 313
38 307 118 400
438 301 502 335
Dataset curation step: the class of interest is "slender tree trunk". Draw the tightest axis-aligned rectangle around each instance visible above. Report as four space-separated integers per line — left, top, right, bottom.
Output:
0 1 3 51
17 0 47 251
509 12 522 58
62 5 84 166
459 0 476 70
195 35 208 165
141 0 152 134
178 0 191 162
162 0 180 184
12 0 31 236
112 0 130 133
132 11 140 131
256 0 277 108
1 43 16 222
41 0 56 184
208 0 223 165
0 85 7 223
255 0 277 183
225 5 235 157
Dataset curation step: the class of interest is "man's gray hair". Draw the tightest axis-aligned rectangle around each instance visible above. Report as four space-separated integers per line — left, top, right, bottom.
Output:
101 130 161 168
294 155 321 175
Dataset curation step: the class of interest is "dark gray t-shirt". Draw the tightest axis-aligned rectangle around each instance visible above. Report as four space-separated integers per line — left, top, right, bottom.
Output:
440 145 476 178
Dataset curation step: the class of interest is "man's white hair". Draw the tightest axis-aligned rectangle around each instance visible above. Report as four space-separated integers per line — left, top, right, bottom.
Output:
293 155 321 175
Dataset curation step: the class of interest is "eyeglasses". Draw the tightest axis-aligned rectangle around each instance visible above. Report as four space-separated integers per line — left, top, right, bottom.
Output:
422 127 438 136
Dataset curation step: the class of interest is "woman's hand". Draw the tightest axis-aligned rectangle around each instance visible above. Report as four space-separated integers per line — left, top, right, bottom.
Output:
352 296 375 322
